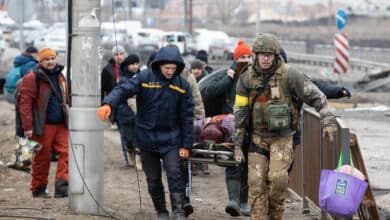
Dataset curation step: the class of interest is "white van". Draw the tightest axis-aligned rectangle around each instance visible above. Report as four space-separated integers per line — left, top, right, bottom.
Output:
160 31 196 55
193 29 229 53
132 28 165 50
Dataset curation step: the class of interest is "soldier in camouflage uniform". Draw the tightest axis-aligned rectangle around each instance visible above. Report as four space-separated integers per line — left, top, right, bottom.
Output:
233 33 336 220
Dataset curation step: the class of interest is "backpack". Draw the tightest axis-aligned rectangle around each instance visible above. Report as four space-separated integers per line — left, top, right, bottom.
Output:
4 65 22 104
198 68 227 117
14 71 40 136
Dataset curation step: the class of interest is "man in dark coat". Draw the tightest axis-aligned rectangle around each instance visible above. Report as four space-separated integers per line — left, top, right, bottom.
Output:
196 50 214 74
100 45 126 101
113 54 139 167
97 46 194 220
203 40 253 217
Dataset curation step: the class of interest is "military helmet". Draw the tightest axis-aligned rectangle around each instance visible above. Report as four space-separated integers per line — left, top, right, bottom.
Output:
252 33 280 55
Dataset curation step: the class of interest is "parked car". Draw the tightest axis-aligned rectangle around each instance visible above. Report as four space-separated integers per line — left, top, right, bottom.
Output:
132 28 164 49
208 37 239 60
160 31 196 55
101 22 133 61
193 29 229 52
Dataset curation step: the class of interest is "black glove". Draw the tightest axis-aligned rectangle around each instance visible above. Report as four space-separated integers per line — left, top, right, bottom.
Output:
341 87 351 99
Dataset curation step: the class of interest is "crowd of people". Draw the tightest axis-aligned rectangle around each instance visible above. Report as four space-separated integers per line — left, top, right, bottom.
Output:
5 32 352 220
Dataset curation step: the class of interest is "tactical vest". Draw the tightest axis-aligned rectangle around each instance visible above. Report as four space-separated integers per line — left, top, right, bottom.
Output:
245 63 297 135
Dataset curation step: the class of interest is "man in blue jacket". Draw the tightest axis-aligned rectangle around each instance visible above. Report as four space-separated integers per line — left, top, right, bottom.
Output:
97 46 194 220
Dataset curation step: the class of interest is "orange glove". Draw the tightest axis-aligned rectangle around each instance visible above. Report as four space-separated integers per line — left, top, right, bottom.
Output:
97 104 112 121
179 148 190 159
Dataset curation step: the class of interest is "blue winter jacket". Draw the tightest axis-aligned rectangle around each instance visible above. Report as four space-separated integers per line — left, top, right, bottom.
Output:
112 69 137 125
14 54 38 77
103 47 194 153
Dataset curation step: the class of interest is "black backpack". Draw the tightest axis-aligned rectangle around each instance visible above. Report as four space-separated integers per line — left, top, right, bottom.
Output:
198 68 227 117
14 71 40 137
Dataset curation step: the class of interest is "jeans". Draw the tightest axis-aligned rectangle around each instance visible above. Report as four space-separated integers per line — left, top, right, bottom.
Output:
117 123 133 162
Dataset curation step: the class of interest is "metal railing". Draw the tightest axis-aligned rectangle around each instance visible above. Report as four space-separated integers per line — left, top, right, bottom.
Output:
289 107 380 219
287 51 388 72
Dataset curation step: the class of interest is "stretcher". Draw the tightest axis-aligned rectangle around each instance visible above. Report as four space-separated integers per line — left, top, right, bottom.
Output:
189 141 240 167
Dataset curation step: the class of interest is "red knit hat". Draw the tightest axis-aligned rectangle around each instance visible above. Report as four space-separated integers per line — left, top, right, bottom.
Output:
234 40 252 61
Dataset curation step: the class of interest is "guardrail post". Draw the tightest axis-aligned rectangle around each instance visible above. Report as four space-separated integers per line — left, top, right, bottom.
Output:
320 114 327 220
301 109 310 214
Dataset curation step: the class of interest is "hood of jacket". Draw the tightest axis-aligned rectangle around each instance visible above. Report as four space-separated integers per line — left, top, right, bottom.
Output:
151 47 185 77
13 54 37 66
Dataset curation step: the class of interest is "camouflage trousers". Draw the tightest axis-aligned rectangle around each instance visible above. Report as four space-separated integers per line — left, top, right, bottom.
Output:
248 134 294 220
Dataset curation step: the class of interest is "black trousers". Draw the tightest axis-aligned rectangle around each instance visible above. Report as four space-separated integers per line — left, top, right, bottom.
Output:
141 148 184 197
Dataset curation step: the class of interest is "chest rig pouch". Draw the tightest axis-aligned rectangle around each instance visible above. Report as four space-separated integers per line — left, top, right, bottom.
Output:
267 102 290 131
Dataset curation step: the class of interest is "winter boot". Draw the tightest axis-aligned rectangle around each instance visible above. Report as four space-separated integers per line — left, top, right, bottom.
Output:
135 154 143 171
240 179 250 216
225 177 241 216
151 194 169 220
128 151 135 167
170 193 185 220
183 196 194 217
32 185 51 198
54 178 68 198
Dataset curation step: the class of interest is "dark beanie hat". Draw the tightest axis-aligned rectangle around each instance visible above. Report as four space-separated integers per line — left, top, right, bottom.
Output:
125 54 140 65
25 46 38 54
191 59 203 69
196 50 208 64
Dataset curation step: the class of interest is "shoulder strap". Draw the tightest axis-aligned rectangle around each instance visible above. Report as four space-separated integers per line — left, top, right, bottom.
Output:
39 70 64 103
34 71 40 98
249 73 273 111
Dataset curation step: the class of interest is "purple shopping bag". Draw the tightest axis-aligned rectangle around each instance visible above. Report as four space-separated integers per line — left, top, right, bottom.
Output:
319 152 368 217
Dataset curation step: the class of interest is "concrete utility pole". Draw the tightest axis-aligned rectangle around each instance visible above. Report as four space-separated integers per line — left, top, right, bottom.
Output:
68 0 104 215
255 0 260 35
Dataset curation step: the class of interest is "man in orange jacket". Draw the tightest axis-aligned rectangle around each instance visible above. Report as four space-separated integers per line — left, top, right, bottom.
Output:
19 47 69 198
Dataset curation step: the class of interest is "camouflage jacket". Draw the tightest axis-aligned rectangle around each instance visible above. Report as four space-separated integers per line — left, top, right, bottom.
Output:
233 62 328 145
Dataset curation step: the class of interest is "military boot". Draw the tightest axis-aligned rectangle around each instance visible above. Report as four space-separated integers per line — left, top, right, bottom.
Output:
225 177 241 216
32 185 51 198
54 178 68 198
170 193 185 220
151 194 169 220
240 180 250 216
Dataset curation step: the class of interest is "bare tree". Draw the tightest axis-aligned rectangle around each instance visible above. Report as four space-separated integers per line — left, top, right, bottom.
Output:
213 0 241 25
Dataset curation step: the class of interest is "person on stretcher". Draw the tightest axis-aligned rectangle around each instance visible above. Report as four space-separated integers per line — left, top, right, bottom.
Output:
194 114 234 145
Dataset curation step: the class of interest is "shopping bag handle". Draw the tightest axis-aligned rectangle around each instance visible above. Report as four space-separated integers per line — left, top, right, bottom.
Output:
337 151 354 176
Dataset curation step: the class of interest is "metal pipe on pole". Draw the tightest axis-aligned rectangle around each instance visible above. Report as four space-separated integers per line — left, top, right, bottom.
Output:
68 0 104 215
